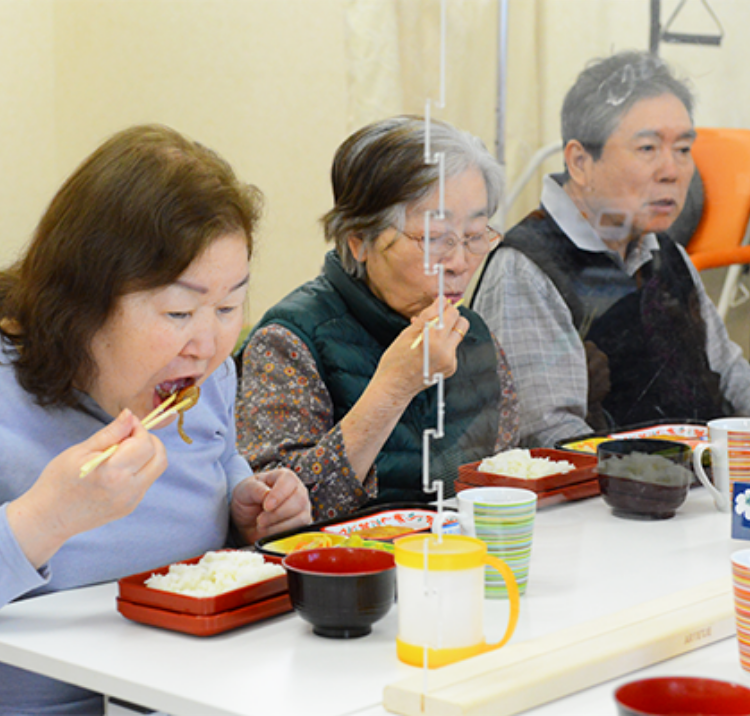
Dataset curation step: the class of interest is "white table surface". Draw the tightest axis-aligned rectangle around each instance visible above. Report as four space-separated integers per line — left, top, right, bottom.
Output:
1 488 748 716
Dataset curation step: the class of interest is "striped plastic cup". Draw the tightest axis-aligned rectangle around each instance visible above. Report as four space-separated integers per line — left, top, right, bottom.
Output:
457 487 537 598
731 549 750 671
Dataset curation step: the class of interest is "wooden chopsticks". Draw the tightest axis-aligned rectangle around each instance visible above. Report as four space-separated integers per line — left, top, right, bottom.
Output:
78 392 185 478
410 299 464 349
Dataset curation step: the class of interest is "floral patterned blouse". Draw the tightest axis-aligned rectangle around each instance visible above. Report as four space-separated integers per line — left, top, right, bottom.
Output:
236 323 519 521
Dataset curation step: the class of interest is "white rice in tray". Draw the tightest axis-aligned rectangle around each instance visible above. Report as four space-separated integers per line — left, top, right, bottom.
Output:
145 550 284 597
478 448 576 479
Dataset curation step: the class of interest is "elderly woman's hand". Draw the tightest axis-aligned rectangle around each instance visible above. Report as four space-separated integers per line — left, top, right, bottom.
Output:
230 468 312 546
6 410 167 569
373 299 470 403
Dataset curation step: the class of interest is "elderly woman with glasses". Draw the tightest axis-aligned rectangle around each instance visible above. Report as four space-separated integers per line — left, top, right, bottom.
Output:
236 116 519 521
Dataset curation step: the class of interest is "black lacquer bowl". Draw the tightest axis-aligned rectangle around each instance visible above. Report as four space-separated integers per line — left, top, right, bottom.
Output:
283 547 396 639
597 439 693 520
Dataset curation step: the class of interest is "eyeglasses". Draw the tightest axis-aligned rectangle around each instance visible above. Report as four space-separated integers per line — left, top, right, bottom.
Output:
394 225 502 262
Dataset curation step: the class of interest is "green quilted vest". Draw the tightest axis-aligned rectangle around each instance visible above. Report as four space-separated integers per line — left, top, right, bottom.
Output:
254 251 501 503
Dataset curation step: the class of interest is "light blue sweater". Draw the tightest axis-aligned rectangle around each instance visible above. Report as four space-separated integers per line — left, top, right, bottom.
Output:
0 349 251 714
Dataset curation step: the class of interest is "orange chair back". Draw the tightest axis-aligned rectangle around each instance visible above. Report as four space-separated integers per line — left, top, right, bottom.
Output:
687 127 750 271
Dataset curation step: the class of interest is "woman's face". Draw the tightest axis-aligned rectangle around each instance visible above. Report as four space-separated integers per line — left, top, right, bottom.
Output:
351 166 490 319
87 232 249 420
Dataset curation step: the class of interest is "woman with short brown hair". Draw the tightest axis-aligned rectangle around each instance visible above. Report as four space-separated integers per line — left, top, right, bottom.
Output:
0 124 310 715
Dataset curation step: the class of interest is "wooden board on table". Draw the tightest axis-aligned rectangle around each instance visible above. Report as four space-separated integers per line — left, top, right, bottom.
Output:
383 577 734 716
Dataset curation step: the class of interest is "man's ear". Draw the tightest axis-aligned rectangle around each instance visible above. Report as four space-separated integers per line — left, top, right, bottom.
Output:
347 234 366 263
564 140 594 189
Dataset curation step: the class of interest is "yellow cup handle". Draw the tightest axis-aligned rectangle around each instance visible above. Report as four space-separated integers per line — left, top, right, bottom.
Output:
481 554 520 652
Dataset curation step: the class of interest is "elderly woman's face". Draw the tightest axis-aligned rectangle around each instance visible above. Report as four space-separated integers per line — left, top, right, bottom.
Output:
352 166 489 319
86 232 249 419
574 93 695 239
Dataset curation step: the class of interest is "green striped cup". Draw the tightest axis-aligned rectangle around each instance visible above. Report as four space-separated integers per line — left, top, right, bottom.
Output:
457 487 537 598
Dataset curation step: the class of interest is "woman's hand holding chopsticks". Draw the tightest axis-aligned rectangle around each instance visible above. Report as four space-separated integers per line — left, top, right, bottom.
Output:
78 392 188 477
6 409 167 569
410 298 464 349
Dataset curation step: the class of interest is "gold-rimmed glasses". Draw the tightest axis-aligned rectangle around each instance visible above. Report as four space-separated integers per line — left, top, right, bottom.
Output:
394 225 502 262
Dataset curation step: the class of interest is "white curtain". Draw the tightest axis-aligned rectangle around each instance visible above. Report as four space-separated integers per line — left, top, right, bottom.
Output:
343 0 750 227
343 0 498 147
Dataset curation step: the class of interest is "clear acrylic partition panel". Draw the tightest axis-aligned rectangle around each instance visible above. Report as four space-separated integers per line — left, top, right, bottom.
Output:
382 0 749 693
415 0 453 681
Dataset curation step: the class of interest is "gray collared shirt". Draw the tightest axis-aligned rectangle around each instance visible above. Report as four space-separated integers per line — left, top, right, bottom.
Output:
473 175 750 447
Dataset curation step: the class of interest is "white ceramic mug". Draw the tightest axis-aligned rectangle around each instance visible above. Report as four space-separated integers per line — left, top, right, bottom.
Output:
693 417 750 512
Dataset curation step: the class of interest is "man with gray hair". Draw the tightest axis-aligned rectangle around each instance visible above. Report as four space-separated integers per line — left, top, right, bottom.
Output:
472 50 750 447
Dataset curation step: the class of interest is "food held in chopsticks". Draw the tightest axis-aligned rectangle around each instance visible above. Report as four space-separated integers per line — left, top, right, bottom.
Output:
173 385 200 444
142 384 201 442
78 384 201 477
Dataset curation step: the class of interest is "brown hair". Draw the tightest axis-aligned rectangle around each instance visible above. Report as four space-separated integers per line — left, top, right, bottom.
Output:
0 124 262 406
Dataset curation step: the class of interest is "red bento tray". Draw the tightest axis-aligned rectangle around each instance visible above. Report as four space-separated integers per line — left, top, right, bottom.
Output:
117 552 287 616
116 592 293 637
458 448 598 493
457 449 600 507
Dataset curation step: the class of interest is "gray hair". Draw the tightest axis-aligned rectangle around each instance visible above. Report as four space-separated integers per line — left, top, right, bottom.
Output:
322 115 503 277
561 50 694 163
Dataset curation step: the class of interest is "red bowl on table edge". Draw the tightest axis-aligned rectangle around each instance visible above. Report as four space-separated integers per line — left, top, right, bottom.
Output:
615 676 750 715
118 551 287 616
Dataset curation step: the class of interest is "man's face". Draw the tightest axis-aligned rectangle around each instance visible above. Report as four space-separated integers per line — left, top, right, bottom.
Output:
579 93 696 239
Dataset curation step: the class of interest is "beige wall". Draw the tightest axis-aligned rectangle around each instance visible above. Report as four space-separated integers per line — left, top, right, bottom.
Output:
1 0 351 326
0 1 58 267
1 0 748 325
0 0 496 326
